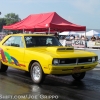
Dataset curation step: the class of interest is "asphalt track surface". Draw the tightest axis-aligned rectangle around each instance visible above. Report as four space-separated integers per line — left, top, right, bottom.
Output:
0 66 100 100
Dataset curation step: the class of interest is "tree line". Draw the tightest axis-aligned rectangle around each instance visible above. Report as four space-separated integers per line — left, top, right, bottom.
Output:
0 13 21 32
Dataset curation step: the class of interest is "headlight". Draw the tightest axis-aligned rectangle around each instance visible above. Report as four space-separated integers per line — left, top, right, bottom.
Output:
92 57 95 62
53 59 59 65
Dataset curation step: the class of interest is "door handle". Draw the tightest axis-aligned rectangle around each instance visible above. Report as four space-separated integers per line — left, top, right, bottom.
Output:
6 48 9 50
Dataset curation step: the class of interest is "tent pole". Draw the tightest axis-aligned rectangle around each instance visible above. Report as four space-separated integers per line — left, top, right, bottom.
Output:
84 31 86 50
23 29 24 33
48 27 50 34
69 31 70 36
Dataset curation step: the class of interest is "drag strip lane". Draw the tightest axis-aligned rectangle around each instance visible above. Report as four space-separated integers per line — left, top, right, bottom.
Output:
0 67 100 100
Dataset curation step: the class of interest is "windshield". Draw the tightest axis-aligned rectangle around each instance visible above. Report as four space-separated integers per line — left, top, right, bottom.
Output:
24 36 62 47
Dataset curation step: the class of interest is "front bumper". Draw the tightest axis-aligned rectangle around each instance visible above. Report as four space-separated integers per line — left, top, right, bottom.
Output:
44 62 98 75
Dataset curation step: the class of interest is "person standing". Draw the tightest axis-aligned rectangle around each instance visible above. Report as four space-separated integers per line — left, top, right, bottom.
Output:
54 33 59 40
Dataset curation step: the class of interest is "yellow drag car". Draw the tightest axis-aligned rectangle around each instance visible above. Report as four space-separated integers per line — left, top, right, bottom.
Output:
0 34 98 84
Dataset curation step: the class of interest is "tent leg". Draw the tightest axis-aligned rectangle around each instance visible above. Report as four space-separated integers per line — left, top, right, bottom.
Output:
84 31 86 50
48 27 50 34
23 29 24 33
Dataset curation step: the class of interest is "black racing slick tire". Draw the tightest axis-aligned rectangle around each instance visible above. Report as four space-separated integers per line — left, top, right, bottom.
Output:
0 61 8 72
72 72 86 81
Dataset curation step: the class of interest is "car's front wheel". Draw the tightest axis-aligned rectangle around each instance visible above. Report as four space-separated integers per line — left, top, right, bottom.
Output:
30 62 46 84
0 61 8 72
72 72 86 80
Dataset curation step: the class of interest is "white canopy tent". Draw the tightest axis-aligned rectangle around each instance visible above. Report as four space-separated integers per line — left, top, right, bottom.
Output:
59 31 69 35
59 31 79 35
81 30 99 36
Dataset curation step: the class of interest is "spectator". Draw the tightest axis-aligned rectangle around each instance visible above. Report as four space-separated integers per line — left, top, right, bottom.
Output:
70 35 74 40
75 35 80 40
46 32 48 35
65 35 70 40
91 35 96 41
62 36 66 46
96 36 100 41
81 35 85 40
54 33 59 40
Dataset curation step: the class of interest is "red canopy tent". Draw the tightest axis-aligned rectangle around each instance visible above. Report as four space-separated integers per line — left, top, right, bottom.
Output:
3 12 86 32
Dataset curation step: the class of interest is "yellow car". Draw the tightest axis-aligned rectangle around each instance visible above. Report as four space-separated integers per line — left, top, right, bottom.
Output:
0 34 98 84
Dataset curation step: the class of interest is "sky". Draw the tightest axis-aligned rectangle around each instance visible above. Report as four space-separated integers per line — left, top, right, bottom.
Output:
0 0 100 29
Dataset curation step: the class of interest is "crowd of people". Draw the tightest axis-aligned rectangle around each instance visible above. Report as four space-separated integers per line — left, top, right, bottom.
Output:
0 32 100 43
59 35 88 41
0 34 7 41
59 34 100 41
91 35 100 41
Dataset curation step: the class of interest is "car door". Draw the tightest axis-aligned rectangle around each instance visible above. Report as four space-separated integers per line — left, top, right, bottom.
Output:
2 36 25 69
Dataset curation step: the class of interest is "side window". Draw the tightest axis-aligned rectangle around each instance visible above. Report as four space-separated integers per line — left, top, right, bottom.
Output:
3 36 15 46
3 36 24 48
13 36 24 47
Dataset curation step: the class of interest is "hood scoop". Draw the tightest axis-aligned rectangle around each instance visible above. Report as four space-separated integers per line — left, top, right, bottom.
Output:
46 47 74 52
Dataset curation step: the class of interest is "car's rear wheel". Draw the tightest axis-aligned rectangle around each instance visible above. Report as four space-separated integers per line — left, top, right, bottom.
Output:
0 61 8 72
30 62 46 84
72 72 86 80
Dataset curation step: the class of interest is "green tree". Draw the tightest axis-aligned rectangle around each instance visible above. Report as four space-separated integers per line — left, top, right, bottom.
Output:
0 18 6 31
4 13 21 25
